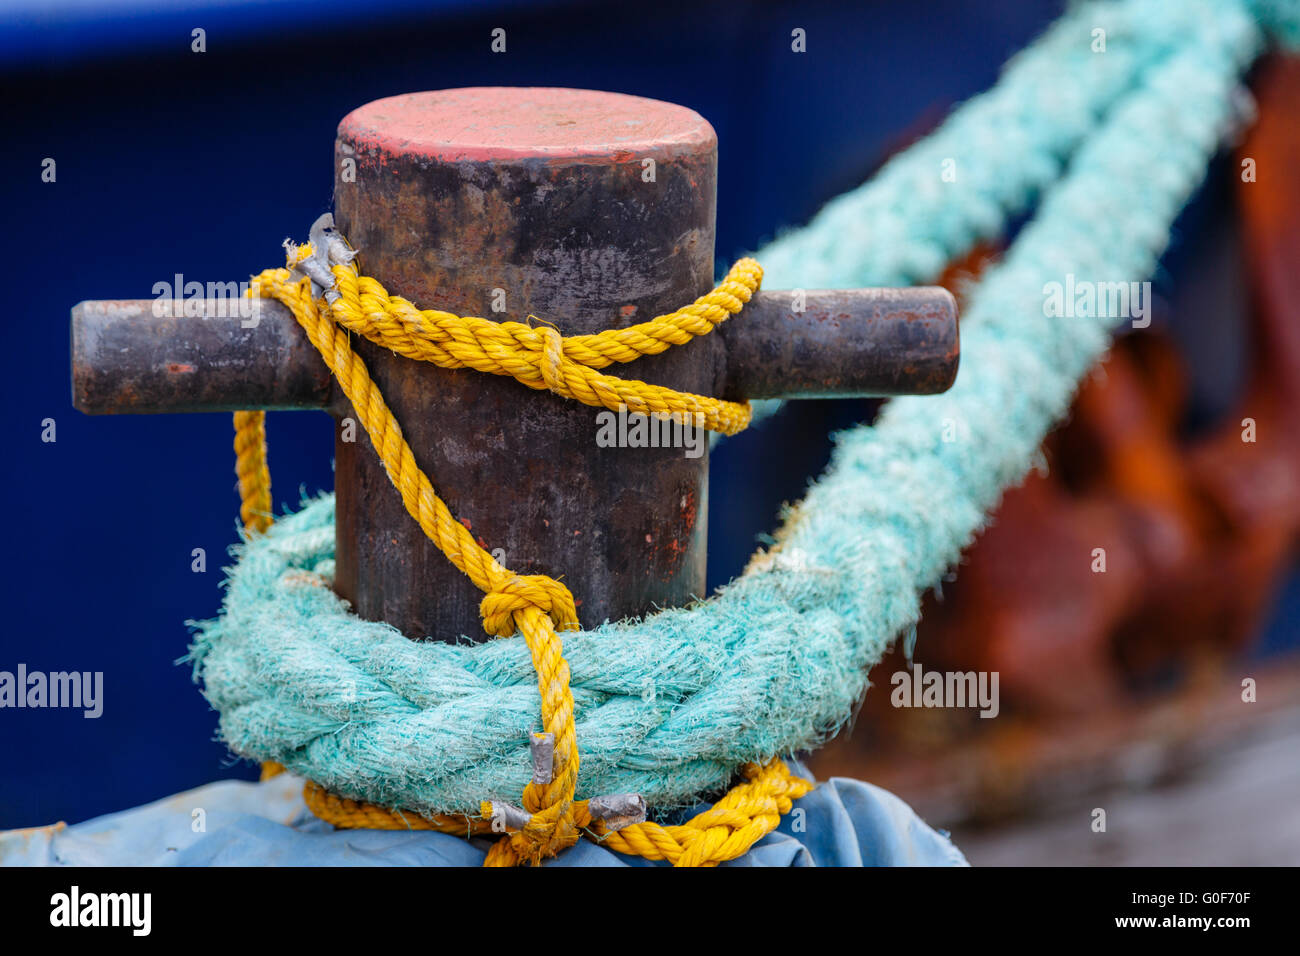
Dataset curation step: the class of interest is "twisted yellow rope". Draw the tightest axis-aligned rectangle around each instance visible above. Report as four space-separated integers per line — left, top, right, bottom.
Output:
321 256 761 435
232 237 811 866
232 410 286 782
233 410 272 534
301 758 811 868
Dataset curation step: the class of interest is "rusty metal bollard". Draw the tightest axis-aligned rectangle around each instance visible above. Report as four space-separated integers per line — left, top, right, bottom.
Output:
71 87 959 642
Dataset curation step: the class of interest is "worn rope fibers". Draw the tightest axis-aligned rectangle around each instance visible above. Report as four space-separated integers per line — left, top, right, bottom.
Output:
190 0 1300 837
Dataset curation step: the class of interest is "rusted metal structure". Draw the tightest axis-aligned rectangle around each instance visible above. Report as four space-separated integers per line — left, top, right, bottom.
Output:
72 87 958 641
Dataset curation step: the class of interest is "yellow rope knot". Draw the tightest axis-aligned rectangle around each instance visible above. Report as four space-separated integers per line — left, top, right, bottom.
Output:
480 574 579 638
481 793 584 867
234 217 812 866
535 324 566 394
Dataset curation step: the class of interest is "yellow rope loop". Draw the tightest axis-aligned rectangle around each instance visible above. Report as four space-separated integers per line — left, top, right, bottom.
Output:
473 592 584 866
502 603 582 863
236 231 805 866
306 757 812 866
249 262 585 863
480 574 579 637
560 257 764 365
261 248 763 435
591 759 814 866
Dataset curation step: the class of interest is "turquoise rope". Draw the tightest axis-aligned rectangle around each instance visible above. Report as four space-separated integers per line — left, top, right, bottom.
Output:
189 0 1299 816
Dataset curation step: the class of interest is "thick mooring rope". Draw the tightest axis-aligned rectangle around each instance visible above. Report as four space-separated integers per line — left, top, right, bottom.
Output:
234 239 800 865
191 0 1300 867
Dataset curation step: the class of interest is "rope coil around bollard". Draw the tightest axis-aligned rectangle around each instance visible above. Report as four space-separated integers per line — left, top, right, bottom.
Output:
233 224 809 866
193 0 1300 868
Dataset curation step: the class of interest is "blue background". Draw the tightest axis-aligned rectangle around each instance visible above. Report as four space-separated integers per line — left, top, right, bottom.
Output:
3 0 1290 829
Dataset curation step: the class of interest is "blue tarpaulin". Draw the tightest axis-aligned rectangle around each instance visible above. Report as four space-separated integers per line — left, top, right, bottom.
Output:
3 763 967 867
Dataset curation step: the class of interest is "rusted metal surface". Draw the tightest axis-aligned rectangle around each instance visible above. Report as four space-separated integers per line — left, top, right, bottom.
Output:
71 300 332 414
70 289 958 412
333 88 722 641
720 287 957 399
70 86 962 642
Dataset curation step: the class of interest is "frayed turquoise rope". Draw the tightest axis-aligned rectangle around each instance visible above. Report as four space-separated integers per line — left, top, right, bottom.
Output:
189 0 1298 816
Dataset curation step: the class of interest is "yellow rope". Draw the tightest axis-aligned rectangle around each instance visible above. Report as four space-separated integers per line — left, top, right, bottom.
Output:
232 236 812 866
319 256 761 435
301 758 812 868
233 410 272 534
232 409 283 781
